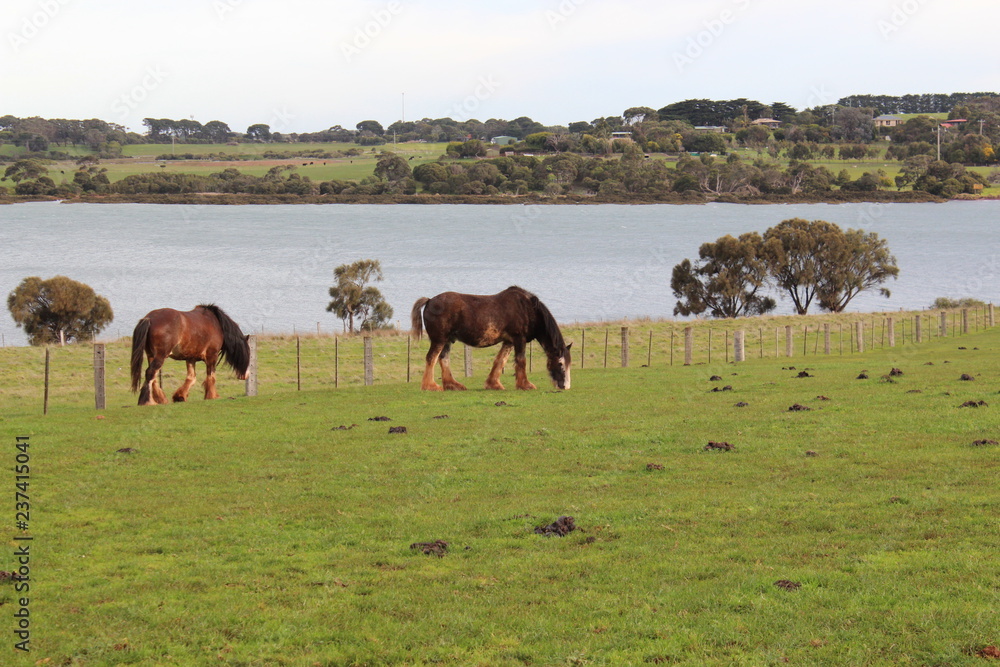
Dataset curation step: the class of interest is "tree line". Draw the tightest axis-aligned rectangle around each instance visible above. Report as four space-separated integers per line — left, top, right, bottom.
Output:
2 91 997 156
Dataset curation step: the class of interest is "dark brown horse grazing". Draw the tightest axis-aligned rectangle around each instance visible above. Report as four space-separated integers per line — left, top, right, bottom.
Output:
130 304 250 406
411 286 572 391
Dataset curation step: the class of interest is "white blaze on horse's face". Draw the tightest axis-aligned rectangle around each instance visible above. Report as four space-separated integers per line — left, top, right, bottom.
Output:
560 355 571 390
551 343 572 390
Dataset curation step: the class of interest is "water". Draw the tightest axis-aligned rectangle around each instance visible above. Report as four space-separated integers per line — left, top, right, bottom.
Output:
1 200 997 346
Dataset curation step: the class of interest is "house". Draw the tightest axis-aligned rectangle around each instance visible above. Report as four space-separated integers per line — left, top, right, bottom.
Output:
491 136 517 145
751 118 781 129
874 114 903 127
939 118 967 129
693 125 727 133
610 131 633 142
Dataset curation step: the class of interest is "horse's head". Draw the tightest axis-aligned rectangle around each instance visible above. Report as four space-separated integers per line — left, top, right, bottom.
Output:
547 342 572 390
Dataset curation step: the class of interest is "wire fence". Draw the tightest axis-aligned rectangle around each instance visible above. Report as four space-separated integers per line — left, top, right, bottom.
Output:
1 305 994 415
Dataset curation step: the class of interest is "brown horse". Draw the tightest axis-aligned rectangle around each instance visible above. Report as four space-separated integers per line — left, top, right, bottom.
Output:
411 286 572 391
130 304 250 406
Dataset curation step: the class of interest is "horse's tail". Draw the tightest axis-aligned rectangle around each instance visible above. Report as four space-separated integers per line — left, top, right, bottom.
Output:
201 304 251 380
130 318 151 393
410 297 430 340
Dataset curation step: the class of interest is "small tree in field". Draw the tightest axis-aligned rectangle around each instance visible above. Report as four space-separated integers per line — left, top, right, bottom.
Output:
7 275 113 345
671 233 776 318
326 259 393 332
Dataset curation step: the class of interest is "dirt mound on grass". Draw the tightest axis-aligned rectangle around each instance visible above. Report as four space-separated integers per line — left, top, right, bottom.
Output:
410 540 448 557
704 441 734 451
534 516 576 536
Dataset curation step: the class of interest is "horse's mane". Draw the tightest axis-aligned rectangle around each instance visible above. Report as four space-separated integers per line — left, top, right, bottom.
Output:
506 286 565 352
531 295 566 351
199 304 250 376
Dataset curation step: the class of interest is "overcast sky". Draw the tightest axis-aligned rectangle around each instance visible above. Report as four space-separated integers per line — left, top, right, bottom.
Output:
5 0 998 134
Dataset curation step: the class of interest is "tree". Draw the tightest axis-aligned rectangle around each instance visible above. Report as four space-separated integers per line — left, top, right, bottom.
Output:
7 275 113 345
762 218 843 314
3 159 48 183
356 120 385 136
203 120 232 143
373 153 412 182
246 123 271 142
326 260 393 332
815 229 898 312
671 233 776 318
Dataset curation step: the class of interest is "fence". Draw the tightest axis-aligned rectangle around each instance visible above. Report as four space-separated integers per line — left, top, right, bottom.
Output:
2 305 994 415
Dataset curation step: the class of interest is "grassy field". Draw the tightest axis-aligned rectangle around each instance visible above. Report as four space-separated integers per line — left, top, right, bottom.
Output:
1 311 997 665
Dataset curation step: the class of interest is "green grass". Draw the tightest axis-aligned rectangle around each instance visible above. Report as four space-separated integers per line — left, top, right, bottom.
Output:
1 311 998 664
43 142 452 185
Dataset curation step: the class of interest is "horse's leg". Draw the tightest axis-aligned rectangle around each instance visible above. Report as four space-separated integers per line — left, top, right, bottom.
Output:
173 361 198 402
151 367 168 404
139 356 165 406
203 358 219 399
513 341 537 390
485 343 513 390
421 342 445 391
439 342 466 391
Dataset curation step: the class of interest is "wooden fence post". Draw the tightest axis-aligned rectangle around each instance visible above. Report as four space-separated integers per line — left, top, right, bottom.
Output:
823 324 831 355
93 343 106 410
856 321 865 354
684 326 693 366
670 329 675 366
647 330 653 367
915 314 922 343
603 329 609 368
464 344 473 377
406 336 411 383
887 317 895 348
962 309 969 334
785 325 793 358
580 329 586 369
43 347 50 415
364 336 373 386
940 311 947 337
296 336 301 391
334 336 339 388
244 335 258 397
989 303 995 328
734 330 745 363
621 326 629 367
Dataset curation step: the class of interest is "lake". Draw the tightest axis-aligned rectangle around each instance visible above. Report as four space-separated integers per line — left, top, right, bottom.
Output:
1 200 997 346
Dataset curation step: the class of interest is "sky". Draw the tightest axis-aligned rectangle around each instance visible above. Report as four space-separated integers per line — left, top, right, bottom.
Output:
4 0 999 135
